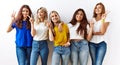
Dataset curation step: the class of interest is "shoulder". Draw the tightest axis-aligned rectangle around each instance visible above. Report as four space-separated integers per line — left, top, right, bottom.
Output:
67 23 73 28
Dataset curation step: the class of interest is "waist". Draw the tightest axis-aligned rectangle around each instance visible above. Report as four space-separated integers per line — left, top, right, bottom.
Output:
70 39 83 42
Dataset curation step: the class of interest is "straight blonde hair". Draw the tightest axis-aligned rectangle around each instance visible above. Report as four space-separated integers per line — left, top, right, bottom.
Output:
35 7 48 24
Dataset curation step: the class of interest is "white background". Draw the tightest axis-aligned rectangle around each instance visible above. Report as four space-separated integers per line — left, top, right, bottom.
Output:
0 0 120 65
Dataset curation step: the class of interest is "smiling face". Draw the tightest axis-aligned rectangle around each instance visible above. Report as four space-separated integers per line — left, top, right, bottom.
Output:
95 4 103 15
22 7 30 19
37 9 46 19
75 11 84 22
93 3 105 17
50 11 60 23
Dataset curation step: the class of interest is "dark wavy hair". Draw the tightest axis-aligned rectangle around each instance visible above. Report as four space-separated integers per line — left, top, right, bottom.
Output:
70 8 89 39
15 4 32 29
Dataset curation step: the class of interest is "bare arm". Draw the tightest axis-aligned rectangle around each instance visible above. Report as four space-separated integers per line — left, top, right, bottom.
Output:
87 27 93 41
6 21 14 33
87 22 94 41
48 22 54 41
93 22 110 35
6 11 16 33
31 23 36 37
93 12 110 35
49 28 54 41
29 17 36 37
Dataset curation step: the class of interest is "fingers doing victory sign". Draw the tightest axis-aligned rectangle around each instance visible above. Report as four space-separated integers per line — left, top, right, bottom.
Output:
28 14 34 24
11 11 16 22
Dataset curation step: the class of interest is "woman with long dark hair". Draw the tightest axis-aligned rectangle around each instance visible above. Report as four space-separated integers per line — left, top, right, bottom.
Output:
68 8 93 65
7 5 33 65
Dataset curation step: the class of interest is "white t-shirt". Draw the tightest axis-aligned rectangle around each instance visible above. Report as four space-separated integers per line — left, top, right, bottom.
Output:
33 22 48 41
67 22 89 40
90 18 110 43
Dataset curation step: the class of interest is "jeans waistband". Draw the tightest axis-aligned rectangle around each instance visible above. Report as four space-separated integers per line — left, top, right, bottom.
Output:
70 39 83 42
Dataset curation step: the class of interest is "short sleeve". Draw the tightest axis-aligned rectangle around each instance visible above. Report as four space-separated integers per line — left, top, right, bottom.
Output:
67 23 73 29
11 22 16 28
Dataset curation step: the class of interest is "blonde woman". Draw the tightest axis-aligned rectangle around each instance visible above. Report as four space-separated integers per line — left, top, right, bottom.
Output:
49 11 70 65
29 7 49 65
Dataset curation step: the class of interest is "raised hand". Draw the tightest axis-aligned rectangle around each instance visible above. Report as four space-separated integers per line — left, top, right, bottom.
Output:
47 22 53 29
28 14 34 24
11 11 16 22
89 19 94 28
102 10 110 20
58 22 64 32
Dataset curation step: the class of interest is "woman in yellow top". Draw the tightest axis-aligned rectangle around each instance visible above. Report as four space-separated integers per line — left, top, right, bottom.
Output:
49 11 70 65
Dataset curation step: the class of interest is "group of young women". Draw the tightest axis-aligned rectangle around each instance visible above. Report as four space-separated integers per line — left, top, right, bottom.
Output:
7 2 110 65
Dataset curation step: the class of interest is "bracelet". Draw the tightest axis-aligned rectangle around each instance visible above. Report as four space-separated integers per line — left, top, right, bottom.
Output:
102 19 105 23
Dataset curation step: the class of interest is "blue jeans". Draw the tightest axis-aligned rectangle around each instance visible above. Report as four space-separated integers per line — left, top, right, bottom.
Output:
70 39 89 65
52 46 70 65
89 41 107 65
30 40 49 65
16 46 32 65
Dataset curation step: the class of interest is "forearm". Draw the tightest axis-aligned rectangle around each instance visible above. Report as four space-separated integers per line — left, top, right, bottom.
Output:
87 27 93 41
93 22 108 35
6 21 13 33
31 24 36 37
49 28 54 41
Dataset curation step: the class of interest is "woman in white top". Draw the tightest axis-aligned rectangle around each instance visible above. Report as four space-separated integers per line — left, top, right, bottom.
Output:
89 2 110 65
68 8 93 65
29 7 49 65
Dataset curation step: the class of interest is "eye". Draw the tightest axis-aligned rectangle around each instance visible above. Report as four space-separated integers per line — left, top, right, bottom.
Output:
51 15 54 17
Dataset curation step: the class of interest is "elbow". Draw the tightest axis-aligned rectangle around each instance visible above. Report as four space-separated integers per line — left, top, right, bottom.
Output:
100 31 105 35
6 30 10 33
86 37 92 41
6 30 11 33
49 37 54 41
31 32 35 37
49 38 54 41
31 33 35 37
87 38 90 41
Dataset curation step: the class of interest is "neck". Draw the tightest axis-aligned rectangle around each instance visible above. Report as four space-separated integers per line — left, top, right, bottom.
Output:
40 18 45 22
96 14 102 21
54 22 59 26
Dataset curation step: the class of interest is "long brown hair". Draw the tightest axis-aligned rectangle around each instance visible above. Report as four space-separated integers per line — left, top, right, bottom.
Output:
15 4 32 29
93 2 105 17
70 8 89 39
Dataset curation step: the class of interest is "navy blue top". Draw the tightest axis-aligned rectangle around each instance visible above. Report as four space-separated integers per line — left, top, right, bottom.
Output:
12 21 33 47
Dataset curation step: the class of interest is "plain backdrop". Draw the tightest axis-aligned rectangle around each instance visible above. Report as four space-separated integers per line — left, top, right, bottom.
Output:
0 0 120 65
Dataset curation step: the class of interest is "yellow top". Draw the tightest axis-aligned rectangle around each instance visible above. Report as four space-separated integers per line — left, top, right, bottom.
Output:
54 23 69 46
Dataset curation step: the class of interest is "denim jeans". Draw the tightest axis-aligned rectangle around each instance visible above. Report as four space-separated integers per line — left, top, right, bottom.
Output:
52 46 70 65
16 46 32 65
89 41 107 65
30 40 49 65
70 39 89 65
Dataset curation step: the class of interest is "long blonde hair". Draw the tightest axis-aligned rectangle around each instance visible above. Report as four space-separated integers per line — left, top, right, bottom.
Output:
35 7 48 24
49 11 61 28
